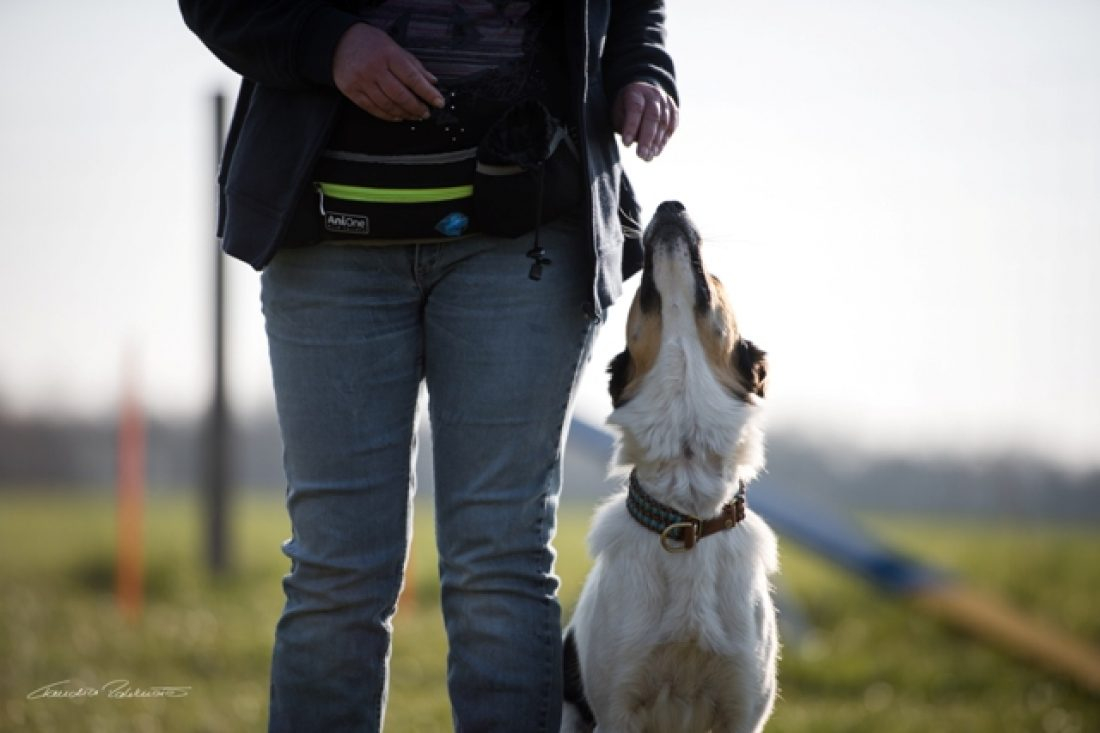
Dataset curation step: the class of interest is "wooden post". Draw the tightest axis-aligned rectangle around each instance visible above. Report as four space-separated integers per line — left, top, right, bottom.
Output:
205 91 230 574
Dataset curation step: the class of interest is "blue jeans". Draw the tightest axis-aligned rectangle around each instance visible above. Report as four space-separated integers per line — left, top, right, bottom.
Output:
261 215 597 732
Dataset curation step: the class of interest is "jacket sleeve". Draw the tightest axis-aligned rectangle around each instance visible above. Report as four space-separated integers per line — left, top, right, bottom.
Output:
602 0 678 106
178 0 360 88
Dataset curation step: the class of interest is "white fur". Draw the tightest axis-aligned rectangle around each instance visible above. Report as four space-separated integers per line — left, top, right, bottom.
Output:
563 244 779 733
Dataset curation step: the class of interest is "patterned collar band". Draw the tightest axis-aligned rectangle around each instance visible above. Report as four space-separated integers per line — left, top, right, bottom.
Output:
626 471 747 553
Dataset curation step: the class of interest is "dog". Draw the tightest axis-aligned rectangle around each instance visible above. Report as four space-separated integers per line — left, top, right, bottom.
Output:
562 201 778 732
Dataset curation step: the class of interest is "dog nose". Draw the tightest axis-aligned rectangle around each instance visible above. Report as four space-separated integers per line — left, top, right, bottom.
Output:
657 200 686 215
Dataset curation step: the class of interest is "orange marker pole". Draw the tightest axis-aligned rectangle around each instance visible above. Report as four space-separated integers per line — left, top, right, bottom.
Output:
116 372 145 623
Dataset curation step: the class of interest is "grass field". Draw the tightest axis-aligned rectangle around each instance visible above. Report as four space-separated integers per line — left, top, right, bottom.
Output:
1 491 1098 732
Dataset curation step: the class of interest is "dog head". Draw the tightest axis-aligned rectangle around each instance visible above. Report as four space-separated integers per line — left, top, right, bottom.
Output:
608 201 767 486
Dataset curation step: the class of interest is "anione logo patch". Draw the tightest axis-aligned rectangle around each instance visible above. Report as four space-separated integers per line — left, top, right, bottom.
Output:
324 212 369 235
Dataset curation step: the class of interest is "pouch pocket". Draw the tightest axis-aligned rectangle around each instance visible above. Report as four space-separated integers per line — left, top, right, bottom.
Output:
313 148 477 240
473 100 583 238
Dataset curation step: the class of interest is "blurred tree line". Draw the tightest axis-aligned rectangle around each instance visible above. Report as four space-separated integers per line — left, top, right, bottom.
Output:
1 406 1098 521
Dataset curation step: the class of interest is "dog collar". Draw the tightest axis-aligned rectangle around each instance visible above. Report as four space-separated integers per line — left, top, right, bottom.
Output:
626 472 747 553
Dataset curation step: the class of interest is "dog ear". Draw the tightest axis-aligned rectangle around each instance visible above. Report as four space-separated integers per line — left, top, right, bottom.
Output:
607 349 634 406
733 339 768 398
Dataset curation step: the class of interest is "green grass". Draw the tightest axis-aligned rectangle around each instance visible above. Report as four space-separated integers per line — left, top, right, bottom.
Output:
1 491 1098 732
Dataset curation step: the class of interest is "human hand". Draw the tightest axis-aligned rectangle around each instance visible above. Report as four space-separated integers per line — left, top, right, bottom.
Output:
612 81 679 161
332 23 445 122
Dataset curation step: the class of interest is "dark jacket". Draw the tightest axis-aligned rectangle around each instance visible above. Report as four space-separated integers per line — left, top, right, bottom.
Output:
179 0 678 318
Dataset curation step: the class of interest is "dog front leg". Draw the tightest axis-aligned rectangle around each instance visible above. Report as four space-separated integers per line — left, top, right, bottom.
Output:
560 703 596 733
715 655 778 733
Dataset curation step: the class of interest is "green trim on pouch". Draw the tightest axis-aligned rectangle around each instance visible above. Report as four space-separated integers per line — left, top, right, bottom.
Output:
316 182 474 204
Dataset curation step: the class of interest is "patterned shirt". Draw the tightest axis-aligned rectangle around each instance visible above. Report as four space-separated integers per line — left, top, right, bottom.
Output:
325 0 568 155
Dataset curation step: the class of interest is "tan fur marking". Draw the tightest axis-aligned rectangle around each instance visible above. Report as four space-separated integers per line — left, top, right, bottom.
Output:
698 276 738 383
696 275 758 400
620 269 760 404
620 294 663 403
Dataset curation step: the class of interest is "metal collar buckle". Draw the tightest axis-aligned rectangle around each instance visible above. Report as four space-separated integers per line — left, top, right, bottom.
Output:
659 520 700 553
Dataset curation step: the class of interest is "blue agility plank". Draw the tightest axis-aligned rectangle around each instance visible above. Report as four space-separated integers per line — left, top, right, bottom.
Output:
748 483 947 595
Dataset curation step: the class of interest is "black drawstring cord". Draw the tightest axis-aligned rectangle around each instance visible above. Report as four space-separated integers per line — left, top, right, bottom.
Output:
526 165 552 280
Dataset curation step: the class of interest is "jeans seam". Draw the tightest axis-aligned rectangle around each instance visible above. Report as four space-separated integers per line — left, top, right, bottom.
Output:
537 314 597 732
411 244 425 296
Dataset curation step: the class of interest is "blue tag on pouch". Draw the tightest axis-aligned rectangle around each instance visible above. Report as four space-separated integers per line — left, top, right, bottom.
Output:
435 212 469 237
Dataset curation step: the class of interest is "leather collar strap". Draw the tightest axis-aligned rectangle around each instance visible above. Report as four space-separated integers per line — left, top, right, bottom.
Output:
626 472 747 553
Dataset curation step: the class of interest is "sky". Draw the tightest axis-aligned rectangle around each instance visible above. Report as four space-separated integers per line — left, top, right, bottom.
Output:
1 0 1098 469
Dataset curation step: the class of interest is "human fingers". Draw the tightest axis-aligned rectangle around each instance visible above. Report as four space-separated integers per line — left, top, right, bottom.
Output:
632 93 665 161
614 84 647 148
664 101 679 147
650 96 679 159
375 69 436 120
388 55 445 112
614 82 677 161
333 23 442 121
339 81 405 122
